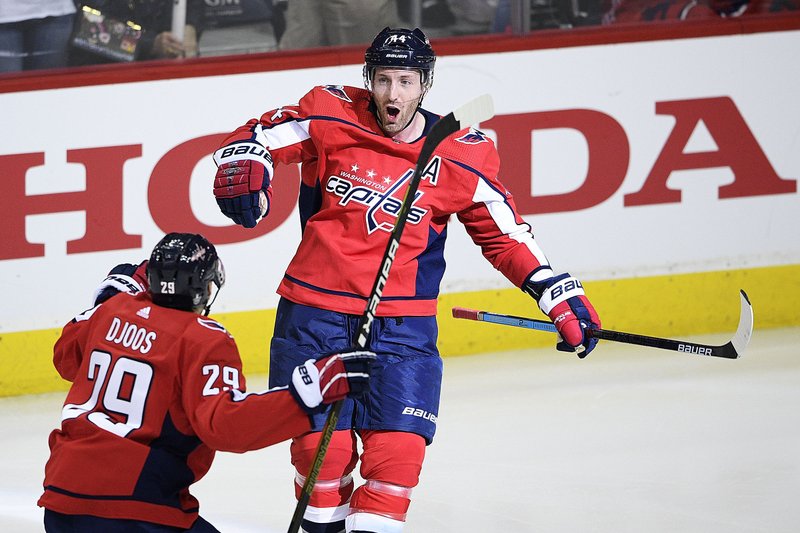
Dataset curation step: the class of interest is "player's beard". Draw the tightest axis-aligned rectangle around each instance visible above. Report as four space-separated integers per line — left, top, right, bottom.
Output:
376 95 422 137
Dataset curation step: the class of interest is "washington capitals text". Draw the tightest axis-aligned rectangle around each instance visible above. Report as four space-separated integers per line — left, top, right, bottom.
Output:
326 169 427 234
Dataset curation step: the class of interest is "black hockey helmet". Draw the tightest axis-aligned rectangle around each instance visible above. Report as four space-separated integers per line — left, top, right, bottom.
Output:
363 27 436 91
147 233 225 315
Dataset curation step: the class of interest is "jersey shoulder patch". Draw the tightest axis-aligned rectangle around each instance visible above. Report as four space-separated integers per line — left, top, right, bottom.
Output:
455 127 490 145
306 85 371 124
321 85 353 102
196 317 232 337
436 126 498 173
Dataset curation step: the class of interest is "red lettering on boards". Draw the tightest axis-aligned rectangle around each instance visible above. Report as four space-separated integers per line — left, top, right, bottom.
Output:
0 97 795 260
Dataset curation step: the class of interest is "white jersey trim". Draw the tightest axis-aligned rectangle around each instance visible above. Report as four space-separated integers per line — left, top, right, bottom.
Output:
472 178 549 266
74 305 100 323
263 118 312 150
230 385 288 402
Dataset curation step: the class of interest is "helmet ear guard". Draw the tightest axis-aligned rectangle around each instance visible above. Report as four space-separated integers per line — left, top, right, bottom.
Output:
147 233 225 315
363 27 436 92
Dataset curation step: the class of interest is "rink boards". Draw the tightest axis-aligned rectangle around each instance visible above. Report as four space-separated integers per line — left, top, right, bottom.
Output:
1 18 799 396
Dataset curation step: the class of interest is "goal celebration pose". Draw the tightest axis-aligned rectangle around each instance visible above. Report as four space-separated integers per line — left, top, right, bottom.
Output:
212 27 601 532
38 233 374 532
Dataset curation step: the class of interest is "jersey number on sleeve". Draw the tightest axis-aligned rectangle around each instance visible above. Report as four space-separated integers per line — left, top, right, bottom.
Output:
61 350 154 438
201 364 240 396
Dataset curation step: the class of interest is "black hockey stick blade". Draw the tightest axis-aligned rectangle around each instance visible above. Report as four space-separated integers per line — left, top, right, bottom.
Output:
452 289 753 359
287 94 495 533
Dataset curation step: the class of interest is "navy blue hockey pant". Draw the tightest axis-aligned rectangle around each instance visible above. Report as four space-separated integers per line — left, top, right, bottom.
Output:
269 298 442 444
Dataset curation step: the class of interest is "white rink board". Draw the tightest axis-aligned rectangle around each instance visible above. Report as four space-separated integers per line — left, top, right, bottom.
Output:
1 30 798 333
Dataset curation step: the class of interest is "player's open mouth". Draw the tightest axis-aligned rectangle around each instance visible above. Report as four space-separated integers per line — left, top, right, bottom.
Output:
386 105 400 121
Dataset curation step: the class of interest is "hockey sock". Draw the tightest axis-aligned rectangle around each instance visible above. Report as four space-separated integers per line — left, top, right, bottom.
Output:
291 430 358 531
346 430 425 532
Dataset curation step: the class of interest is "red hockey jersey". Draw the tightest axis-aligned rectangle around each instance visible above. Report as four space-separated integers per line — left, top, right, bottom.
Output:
38 292 310 528
218 85 553 316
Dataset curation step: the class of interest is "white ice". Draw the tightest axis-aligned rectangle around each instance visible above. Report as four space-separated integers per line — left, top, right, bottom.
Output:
2 327 798 532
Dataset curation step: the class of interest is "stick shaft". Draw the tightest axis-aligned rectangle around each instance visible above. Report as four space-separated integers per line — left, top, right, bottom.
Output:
452 290 753 360
286 401 341 529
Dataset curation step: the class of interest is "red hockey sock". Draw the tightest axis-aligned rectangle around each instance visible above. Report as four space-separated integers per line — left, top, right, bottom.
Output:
291 430 358 509
349 430 426 522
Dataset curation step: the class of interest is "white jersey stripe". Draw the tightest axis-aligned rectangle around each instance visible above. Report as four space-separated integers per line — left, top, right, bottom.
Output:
472 178 550 266
262 118 311 150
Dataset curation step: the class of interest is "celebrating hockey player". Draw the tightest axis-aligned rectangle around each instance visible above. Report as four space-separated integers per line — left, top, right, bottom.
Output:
38 233 375 532
211 27 601 532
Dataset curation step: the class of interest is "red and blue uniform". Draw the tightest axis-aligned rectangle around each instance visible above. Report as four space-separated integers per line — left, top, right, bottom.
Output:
218 85 554 318
215 84 560 532
38 292 310 529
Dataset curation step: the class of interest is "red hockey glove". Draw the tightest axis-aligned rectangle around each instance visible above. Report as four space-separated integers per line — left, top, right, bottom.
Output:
289 350 376 411
92 261 149 306
212 138 274 228
524 273 601 358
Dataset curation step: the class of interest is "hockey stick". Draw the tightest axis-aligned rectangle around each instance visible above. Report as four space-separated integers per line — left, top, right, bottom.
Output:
287 94 495 533
451 289 753 359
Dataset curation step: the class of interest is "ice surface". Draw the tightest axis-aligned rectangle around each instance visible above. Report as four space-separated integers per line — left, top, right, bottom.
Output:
3 327 798 532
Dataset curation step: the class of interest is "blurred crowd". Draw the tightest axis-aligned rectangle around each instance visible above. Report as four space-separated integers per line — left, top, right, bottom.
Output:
1 0 798 75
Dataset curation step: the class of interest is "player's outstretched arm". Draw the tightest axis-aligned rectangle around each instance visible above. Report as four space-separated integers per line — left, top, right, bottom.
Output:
524 273 601 358
288 350 376 412
212 124 274 228
191 349 376 452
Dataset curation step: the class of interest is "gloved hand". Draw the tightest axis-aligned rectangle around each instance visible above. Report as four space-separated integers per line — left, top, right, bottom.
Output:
213 159 272 228
92 261 149 306
289 350 377 411
524 273 601 358
212 136 274 228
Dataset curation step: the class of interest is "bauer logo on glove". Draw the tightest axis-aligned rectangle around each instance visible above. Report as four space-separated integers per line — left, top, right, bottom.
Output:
526 272 601 358
288 350 376 412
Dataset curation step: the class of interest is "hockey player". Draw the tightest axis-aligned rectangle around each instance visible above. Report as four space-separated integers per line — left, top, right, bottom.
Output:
211 27 601 532
38 233 375 532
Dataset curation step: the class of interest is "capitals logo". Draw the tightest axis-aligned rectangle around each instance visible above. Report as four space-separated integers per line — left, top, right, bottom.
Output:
326 156 442 234
456 128 489 145
322 85 353 102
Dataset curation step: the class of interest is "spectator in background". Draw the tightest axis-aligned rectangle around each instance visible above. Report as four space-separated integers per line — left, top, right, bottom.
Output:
396 0 499 37
447 0 499 35
278 0 399 50
271 0 288 42
0 0 76 73
70 0 205 66
602 0 798 23
199 0 279 57
398 0 456 29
